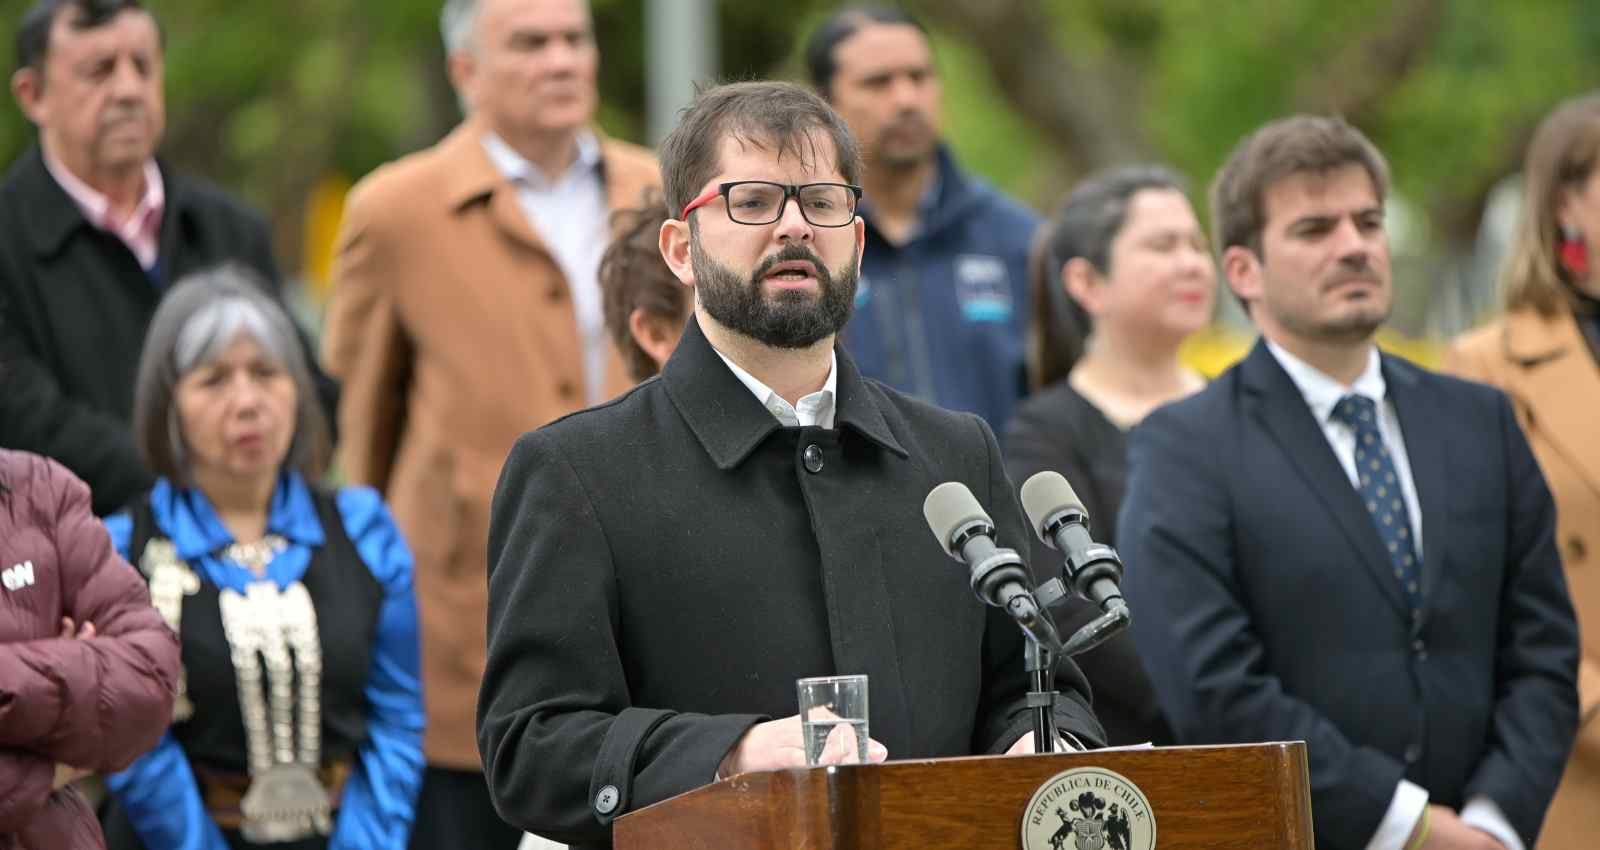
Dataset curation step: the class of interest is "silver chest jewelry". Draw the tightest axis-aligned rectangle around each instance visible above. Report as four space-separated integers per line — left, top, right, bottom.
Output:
137 539 202 722
219 578 331 843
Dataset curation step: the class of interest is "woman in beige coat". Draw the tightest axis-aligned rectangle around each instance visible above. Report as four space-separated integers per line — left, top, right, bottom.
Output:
1445 92 1600 850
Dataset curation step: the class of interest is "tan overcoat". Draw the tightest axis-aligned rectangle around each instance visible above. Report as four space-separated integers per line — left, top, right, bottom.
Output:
322 119 659 768
1445 308 1600 850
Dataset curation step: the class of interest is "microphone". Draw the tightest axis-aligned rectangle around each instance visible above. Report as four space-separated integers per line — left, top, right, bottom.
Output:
922 482 1057 651
1020 471 1126 612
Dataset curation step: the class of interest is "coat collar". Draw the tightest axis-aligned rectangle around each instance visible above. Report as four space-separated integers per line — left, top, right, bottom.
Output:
1499 308 1577 366
18 145 199 279
661 316 907 470
19 145 127 260
438 119 641 214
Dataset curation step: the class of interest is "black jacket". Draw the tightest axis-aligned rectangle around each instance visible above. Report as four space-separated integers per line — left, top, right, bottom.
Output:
1121 341 1579 850
0 146 336 515
479 317 1105 849
1003 380 1174 747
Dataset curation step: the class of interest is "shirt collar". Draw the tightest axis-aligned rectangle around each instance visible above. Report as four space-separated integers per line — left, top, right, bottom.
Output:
481 129 602 187
149 470 326 561
1264 338 1387 423
41 149 163 233
711 346 839 429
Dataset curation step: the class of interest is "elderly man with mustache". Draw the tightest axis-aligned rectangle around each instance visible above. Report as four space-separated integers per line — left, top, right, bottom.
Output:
0 0 336 518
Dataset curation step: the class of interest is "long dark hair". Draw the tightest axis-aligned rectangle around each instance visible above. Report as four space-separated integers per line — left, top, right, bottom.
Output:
1028 165 1188 390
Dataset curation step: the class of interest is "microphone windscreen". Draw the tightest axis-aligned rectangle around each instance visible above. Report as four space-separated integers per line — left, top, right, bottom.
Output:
1020 471 1086 542
922 482 990 552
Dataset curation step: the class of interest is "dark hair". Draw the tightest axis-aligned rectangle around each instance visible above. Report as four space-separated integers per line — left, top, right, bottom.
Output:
1028 165 1189 389
659 80 863 219
1209 114 1390 260
600 188 692 382
804 5 929 97
15 0 152 75
1502 92 1600 316
131 264 331 485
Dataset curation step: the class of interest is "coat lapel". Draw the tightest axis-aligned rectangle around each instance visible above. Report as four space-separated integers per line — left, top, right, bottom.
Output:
1383 355 1446 626
487 186 548 254
19 147 97 262
1240 341 1409 617
659 317 782 470
437 120 551 257
1501 311 1600 497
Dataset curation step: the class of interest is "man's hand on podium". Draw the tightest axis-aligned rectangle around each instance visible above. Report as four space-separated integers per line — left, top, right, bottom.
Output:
1003 731 1074 755
717 712 889 779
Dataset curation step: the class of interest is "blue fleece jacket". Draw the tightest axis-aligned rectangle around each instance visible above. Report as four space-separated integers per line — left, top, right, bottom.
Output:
844 145 1038 429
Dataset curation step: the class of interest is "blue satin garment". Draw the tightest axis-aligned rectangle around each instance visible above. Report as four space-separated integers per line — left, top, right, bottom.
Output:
102 471 425 850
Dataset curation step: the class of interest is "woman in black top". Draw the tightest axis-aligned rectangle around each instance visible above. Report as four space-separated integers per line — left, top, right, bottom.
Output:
1004 166 1216 745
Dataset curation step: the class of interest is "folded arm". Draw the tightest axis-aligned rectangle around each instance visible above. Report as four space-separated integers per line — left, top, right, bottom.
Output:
0 460 178 769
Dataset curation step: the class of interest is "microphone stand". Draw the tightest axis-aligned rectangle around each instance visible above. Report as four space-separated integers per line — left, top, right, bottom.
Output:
1025 631 1058 753
1035 577 1131 658
1024 542 1133 753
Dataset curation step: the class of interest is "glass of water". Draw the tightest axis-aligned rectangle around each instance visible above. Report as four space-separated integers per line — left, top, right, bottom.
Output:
796 674 869 766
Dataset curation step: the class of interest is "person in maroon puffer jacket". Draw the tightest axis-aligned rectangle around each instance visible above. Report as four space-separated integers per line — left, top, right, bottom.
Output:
0 448 181 849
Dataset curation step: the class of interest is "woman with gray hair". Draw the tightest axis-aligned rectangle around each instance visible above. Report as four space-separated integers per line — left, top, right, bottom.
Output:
97 266 425 850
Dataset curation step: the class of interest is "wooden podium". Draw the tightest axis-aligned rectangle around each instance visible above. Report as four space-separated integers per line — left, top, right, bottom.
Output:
614 742 1313 849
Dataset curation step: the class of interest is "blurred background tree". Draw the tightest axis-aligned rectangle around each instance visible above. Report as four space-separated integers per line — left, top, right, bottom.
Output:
2 0 1596 343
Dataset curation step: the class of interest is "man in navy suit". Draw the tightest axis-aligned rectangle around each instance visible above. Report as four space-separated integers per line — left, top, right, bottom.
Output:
1120 115 1579 850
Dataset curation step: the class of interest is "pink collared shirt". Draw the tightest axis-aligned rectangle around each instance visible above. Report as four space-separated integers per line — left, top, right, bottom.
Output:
43 152 165 271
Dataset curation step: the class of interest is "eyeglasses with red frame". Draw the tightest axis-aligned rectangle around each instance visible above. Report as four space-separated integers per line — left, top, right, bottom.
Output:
680 181 863 227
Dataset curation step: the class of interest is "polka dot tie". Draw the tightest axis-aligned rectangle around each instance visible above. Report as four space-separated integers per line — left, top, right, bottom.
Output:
1330 394 1422 613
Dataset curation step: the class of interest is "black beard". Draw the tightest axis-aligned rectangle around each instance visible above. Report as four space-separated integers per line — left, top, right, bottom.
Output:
692 236 858 349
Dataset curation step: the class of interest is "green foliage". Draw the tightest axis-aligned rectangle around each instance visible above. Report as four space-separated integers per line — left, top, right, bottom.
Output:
1 0 1595 295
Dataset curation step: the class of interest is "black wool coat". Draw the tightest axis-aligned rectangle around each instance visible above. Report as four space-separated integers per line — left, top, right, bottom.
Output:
0 147 336 515
479 317 1105 849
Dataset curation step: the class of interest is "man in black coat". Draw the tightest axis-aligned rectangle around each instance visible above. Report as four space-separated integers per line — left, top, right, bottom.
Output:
0 0 334 515
479 81 1104 849
1120 115 1579 850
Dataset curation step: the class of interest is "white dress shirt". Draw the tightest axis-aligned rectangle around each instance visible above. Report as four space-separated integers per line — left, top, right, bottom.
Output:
1266 340 1522 850
712 348 838 429
482 131 611 404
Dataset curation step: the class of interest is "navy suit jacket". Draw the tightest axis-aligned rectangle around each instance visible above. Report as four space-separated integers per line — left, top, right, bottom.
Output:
1119 340 1578 850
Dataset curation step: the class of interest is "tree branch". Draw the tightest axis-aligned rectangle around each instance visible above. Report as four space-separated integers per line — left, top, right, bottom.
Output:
907 0 1153 172
1292 0 1445 119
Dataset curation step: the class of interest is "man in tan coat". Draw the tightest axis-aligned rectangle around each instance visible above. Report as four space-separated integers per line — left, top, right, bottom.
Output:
321 1 656 847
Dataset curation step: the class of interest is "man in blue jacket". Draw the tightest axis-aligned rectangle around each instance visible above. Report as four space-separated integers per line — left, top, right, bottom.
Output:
804 6 1037 429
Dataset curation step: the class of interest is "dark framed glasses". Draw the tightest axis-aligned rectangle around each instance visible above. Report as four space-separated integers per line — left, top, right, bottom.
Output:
680 181 863 228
